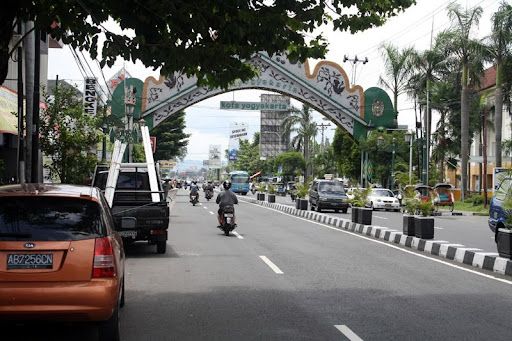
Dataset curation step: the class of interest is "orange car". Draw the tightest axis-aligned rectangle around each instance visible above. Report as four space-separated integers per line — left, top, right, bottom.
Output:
0 184 125 341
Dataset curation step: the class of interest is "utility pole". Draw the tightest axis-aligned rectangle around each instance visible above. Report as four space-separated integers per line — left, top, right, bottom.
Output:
16 22 25 184
317 122 331 154
342 55 368 85
32 29 41 183
24 21 34 182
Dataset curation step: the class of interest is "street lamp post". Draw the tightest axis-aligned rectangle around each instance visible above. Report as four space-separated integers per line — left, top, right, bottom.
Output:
391 138 396 191
405 131 413 185
124 85 137 162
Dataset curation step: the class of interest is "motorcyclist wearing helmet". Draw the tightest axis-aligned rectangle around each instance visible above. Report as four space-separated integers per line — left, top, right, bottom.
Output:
216 180 238 227
206 180 214 192
189 180 200 201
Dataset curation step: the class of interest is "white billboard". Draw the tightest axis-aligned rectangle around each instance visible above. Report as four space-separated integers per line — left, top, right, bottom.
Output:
209 145 221 169
228 122 248 162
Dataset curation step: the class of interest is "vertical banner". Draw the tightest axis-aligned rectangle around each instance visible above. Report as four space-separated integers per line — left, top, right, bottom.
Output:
83 78 98 115
228 122 248 162
209 145 221 169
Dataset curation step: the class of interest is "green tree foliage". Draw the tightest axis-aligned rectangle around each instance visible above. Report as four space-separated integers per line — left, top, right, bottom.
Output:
39 84 101 184
379 43 414 117
332 127 361 181
274 152 305 179
151 110 189 161
232 132 273 176
281 104 317 179
1 1 416 86
311 146 337 178
359 130 411 188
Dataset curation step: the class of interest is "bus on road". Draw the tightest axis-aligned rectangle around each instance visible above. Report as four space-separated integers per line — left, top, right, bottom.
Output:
229 171 250 195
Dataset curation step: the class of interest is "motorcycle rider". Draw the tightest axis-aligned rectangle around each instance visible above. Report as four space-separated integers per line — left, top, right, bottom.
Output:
216 180 238 227
206 180 214 198
189 180 200 202
163 179 172 202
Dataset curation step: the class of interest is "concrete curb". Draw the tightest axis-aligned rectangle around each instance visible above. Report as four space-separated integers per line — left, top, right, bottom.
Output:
240 197 512 278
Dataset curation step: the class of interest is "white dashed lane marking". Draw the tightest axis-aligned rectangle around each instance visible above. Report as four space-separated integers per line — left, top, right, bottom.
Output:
259 256 284 274
232 231 244 239
334 325 363 341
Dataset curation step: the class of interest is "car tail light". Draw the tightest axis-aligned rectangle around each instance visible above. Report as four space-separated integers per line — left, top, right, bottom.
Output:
150 230 165 235
92 237 117 278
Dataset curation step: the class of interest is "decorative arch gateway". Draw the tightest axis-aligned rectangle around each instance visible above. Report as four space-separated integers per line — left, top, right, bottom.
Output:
139 52 395 140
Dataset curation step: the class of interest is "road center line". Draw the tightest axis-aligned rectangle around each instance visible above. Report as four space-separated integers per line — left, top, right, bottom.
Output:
373 215 388 220
232 231 244 239
248 202 512 286
334 325 363 341
203 206 208 209
259 256 284 274
434 226 443 230
209 211 214 215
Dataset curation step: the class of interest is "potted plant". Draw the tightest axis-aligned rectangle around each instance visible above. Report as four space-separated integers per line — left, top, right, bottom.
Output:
257 183 266 201
267 184 276 203
348 187 372 225
414 201 434 239
295 182 309 210
402 188 418 236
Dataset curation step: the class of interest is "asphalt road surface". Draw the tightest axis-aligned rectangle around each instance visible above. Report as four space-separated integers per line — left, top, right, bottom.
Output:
5 189 512 340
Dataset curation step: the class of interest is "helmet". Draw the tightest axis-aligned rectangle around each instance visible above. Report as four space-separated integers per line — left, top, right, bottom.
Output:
208 180 212 184
223 180 231 190
193 180 197 184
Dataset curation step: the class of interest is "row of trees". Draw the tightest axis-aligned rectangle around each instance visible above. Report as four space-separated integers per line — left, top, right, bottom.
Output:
378 2 512 197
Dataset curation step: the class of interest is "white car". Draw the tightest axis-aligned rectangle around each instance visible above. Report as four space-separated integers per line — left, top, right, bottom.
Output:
346 187 365 200
366 188 401 212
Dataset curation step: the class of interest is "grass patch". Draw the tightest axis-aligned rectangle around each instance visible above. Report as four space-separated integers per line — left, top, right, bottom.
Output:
453 201 489 214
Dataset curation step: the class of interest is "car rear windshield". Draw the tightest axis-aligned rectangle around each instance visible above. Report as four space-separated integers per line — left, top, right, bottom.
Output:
319 182 345 193
495 178 512 201
0 197 104 241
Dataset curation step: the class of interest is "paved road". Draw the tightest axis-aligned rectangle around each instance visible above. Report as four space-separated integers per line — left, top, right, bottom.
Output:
264 192 497 254
7 190 512 340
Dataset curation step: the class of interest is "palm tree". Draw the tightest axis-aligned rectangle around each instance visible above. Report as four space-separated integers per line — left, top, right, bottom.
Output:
281 104 318 179
485 1 512 167
408 32 451 183
378 43 414 125
446 3 483 200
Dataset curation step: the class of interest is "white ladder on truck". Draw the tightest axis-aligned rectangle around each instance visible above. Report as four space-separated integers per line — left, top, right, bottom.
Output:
104 125 160 207
104 140 126 207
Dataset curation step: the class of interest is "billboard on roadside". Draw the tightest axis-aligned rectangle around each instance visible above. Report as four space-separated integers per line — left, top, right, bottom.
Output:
209 145 221 169
228 122 248 162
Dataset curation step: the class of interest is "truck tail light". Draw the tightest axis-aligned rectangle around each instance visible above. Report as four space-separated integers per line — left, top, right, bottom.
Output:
92 237 117 278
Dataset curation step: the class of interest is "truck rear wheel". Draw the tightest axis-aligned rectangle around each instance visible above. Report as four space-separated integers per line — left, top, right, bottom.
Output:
157 241 167 254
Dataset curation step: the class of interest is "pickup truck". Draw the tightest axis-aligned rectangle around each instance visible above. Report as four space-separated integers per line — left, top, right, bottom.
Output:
93 163 170 254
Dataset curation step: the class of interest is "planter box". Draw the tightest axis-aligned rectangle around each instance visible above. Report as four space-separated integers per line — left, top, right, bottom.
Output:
402 214 415 236
351 207 359 223
358 207 372 225
257 193 265 201
497 228 512 259
296 198 308 210
268 194 276 203
414 216 434 239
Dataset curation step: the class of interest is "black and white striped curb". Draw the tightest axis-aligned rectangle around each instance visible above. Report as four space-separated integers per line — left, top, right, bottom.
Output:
241 197 512 277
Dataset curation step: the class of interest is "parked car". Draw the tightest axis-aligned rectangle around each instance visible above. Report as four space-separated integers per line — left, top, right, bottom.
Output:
0 184 125 340
309 179 349 213
366 188 401 211
489 177 512 234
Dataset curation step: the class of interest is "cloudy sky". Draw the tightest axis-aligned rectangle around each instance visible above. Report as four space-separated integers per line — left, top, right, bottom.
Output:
47 0 502 163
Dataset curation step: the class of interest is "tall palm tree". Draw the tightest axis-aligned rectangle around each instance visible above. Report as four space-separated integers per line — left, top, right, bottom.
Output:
378 43 414 125
485 1 512 167
281 104 318 179
408 32 451 183
446 3 483 200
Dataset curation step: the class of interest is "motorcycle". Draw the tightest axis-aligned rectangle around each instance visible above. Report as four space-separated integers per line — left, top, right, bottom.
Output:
205 189 213 201
190 193 198 206
218 206 236 236
250 187 256 195
290 191 297 202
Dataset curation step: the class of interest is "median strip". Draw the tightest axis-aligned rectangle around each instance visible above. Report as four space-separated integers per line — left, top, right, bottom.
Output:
240 197 512 278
